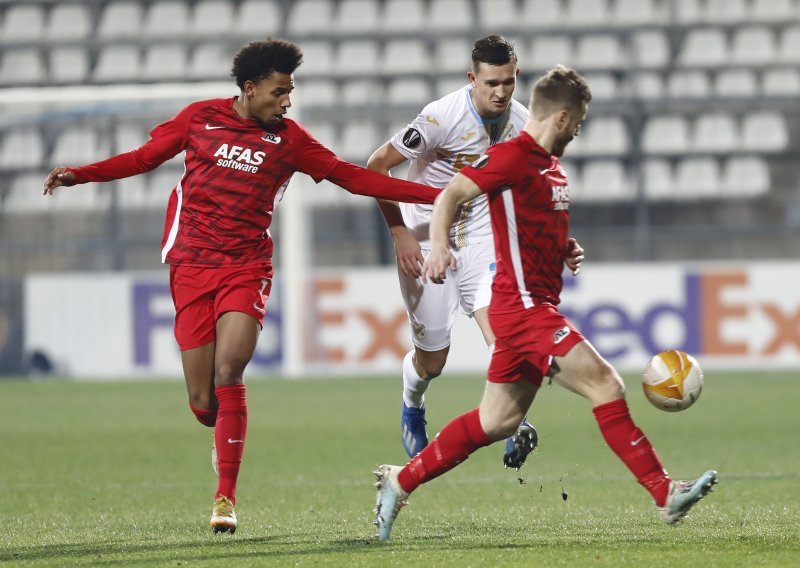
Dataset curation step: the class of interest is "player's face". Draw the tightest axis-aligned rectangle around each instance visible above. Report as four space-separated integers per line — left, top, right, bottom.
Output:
552 104 588 157
468 62 519 118
244 72 294 125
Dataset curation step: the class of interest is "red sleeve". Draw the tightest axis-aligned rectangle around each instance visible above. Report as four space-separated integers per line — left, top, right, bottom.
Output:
325 160 441 204
459 143 526 195
289 122 340 182
67 102 196 184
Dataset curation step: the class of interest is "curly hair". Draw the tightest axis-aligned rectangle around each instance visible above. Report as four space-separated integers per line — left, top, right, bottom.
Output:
231 39 303 89
471 35 517 70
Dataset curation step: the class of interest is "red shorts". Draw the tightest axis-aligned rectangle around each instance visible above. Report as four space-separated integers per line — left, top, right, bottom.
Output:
169 264 272 351
488 304 585 386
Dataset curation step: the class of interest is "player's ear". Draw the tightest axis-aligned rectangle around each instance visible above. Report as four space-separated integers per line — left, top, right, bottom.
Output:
467 71 476 86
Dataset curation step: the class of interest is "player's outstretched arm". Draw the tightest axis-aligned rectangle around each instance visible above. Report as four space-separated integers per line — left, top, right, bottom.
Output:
43 167 77 195
565 237 585 276
325 160 440 204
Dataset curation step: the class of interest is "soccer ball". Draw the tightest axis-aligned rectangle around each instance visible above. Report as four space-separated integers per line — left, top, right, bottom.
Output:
642 350 704 412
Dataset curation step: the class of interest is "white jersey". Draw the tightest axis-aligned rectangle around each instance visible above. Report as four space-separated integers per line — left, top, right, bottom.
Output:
390 85 528 248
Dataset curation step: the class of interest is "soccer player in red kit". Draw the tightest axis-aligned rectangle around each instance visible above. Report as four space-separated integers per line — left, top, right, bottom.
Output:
373 65 718 541
43 39 440 534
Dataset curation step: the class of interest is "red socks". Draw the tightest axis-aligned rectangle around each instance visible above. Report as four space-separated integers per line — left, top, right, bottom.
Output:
593 399 671 506
214 384 248 504
190 404 217 427
398 408 491 493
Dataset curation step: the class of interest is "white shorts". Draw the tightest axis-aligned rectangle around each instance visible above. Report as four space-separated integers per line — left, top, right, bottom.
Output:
398 239 495 351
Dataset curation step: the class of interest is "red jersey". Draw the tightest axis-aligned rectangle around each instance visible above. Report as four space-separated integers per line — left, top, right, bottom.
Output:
460 131 569 313
69 97 439 267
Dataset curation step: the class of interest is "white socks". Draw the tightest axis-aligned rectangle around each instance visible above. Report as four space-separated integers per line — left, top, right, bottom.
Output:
402 350 430 408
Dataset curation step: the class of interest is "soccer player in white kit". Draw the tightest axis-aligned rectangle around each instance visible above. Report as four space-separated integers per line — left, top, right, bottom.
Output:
368 36 584 466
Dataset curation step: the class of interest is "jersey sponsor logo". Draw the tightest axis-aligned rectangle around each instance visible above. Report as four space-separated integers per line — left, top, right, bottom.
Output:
213 143 266 173
205 124 226 130
460 131 477 141
551 185 569 211
403 128 423 149
261 132 281 144
471 154 490 169
553 325 571 344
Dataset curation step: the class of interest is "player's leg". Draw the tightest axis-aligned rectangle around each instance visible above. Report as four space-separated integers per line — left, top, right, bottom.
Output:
182 343 217 426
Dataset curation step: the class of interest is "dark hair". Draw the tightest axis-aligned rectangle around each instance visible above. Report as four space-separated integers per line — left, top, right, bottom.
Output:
531 64 592 116
471 35 517 70
231 38 303 89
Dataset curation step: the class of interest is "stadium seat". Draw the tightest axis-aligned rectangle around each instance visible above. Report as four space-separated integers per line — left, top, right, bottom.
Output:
383 40 428 75
613 0 663 26
575 35 626 70
340 123 382 161
704 0 748 23
292 79 338 107
5 172 57 213
520 0 564 29
674 0 703 24
287 0 334 35
629 71 664 99
435 38 473 74
742 111 789 152
49 126 107 167
0 49 46 86
631 31 670 69
234 0 281 36
427 0 472 32
296 41 334 77
0 4 45 41
386 78 432 106
332 0 380 35
762 68 800 96
116 175 151 210
564 0 610 28
642 115 690 154
0 129 44 169
340 79 384 105
303 121 338 149
146 165 185 208
581 73 618 100
668 70 712 98
93 46 142 83
436 77 469 99
779 26 800 64
730 27 777 66
381 0 425 32
143 1 190 37
141 45 188 81
676 158 721 198
643 159 676 200
581 160 632 202
334 41 379 77
97 1 143 39
751 0 796 22
678 29 728 67
723 156 770 197
528 36 574 71
582 116 630 156
715 69 758 97
45 4 92 40
113 122 148 153
692 113 739 153
189 0 234 36
49 47 90 85
187 43 231 80
477 0 517 31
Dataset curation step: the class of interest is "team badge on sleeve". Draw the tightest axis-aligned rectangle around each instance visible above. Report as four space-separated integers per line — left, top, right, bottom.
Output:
471 154 490 169
402 128 423 149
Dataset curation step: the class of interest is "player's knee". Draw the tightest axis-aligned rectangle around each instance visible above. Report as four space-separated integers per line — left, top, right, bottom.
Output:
189 402 217 427
414 350 447 380
479 410 523 442
596 363 625 400
214 360 246 386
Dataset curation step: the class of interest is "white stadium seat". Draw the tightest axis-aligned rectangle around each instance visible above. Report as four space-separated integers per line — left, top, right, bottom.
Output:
582 116 630 156
386 78 431 106
564 0 610 28
723 156 770 197
631 31 670 69
674 0 703 24
520 0 564 29
381 0 425 32
436 77 469 99
676 158 721 198
692 113 739 153
93 46 142 83
668 70 711 98
427 0 472 32
49 47 90 85
340 123 382 161
293 79 338 107
704 0 749 23
6 172 56 213
98 2 143 39
478 0 517 31
613 0 664 26
49 126 107 167
643 115 690 154
581 160 632 202
340 79 384 105
730 27 778 66
296 41 334 77
383 40 428 75
751 0 796 22
779 26 800 64
335 41 379 76
190 0 234 36
187 43 232 80
678 29 728 67
0 129 44 168
0 49 46 86
46 4 92 40
715 69 758 97
143 1 190 37
742 111 789 152
332 0 380 35
762 68 800 96
528 36 574 71
575 35 626 70
113 122 148 154
303 122 338 149
435 38 473 75
581 73 618 100
287 0 333 35
1 4 45 41
141 45 188 81
629 72 664 99
234 0 281 36
643 159 676 200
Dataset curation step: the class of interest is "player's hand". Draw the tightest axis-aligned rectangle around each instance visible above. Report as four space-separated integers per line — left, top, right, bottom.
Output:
43 167 76 195
421 245 456 284
393 230 425 278
565 237 585 276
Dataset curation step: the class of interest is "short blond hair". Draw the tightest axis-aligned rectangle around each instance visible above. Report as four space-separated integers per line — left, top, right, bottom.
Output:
530 65 592 119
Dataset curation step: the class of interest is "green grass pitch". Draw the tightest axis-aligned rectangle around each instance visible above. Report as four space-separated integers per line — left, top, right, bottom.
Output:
1 371 799 567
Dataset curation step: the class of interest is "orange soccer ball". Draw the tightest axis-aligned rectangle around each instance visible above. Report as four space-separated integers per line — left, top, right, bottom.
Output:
642 350 704 412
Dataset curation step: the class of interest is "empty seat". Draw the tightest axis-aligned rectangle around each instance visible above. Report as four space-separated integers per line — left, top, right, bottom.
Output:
762 68 800 96
117 176 151 210
45 4 92 40
427 0 472 32
234 0 281 35
49 47 90 85
98 2 144 38
529 36 574 70
730 27 777 66
435 38 473 74
678 29 728 67
386 78 431 106
5 172 56 213
113 122 147 153
303 122 338 149
187 43 231 80
779 26 800 64
564 0 610 28
582 73 617 100
335 41 379 76
631 31 670 69
93 46 141 83
575 35 626 70
668 70 712 98
296 41 335 77
190 0 234 36
332 0 380 35
581 116 629 155
0 129 44 168
293 79 337 107
643 159 676 200
383 40 428 75
629 71 664 99
381 0 425 32
143 1 189 37
0 49 46 86
742 111 789 151
436 77 469 98
49 126 107 166
676 158 721 198
141 45 188 81
723 156 770 196
613 0 663 26
340 79 384 105
674 0 703 24
581 161 632 202
751 0 796 22
147 166 185 207
643 115 690 154
692 113 739 153
478 0 517 31
287 0 334 35
715 69 758 97
521 0 564 29
340 123 382 161
704 0 748 23
1 4 45 41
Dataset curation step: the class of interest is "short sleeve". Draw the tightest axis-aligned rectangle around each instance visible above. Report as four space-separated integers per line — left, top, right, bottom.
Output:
290 122 339 182
389 104 446 160
459 143 525 195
